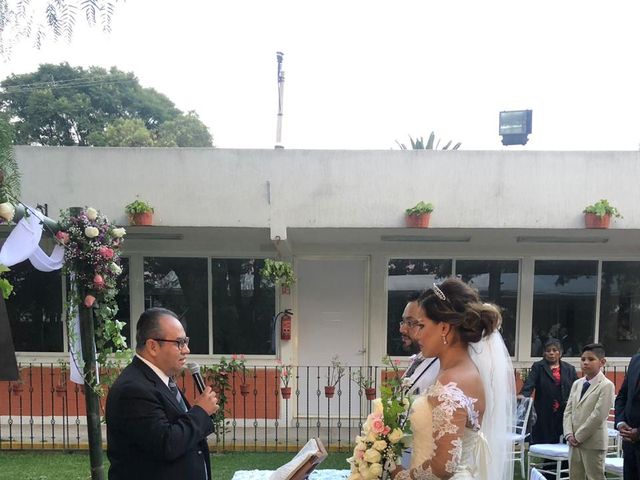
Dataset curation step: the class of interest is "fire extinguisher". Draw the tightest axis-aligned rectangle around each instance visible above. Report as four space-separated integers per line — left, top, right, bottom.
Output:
279 309 293 340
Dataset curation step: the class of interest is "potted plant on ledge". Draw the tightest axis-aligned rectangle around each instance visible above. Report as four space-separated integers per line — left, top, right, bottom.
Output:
583 199 622 229
125 198 154 226
405 201 434 228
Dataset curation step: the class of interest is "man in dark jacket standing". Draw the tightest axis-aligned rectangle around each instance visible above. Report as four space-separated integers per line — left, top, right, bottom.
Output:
106 308 219 480
615 353 640 480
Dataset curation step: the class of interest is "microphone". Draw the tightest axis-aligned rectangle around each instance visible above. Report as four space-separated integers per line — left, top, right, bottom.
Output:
186 362 206 393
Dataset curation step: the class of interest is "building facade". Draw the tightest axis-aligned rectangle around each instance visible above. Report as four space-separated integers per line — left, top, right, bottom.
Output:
9 146 640 371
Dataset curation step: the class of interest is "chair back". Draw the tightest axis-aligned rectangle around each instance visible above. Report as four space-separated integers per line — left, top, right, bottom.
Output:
514 396 533 439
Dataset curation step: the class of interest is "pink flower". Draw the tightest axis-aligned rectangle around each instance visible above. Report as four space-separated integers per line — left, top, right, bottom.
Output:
98 246 114 259
383 426 391 435
356 450 364 460
371 417 386 434
84 295 96 308
93 274 105 289
55 231 70 244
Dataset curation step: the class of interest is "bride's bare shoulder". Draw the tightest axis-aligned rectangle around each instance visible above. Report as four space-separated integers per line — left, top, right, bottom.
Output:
436 365 484 400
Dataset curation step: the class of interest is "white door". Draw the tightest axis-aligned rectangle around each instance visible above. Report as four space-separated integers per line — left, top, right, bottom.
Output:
296 257 368 417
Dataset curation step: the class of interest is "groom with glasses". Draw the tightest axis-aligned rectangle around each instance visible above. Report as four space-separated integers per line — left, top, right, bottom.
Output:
106 307 219 480
399 291 440 469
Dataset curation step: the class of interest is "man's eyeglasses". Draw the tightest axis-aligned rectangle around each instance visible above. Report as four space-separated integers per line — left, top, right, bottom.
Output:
399 320 421 329
152 337 190 350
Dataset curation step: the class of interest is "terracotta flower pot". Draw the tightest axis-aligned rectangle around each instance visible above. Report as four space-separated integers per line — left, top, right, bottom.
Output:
584 213 611 229
240 384 250 396
405 213 431 228
364 387 376 400
324 385 335 398
281 386 292 399
129 212 154 226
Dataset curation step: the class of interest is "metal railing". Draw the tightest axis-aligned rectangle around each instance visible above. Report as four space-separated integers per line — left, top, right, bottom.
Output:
0 363 630 452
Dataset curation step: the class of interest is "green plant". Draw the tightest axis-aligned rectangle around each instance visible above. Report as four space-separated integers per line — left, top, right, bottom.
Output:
405 201 434 216
124 198 154 215
395 132 462 150
0 263 13 299
583 199 622 218
260 259 295 288
277 360 293 388
201 355 247 439
351 367 375 389
326 355 346 387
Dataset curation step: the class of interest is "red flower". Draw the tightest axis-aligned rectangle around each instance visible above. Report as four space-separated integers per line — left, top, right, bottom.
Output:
93 274 105 289
55 231 70 244
98 246 114 259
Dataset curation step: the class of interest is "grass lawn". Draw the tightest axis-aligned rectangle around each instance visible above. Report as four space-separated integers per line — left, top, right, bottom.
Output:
0 451 531 479
0 451 352 480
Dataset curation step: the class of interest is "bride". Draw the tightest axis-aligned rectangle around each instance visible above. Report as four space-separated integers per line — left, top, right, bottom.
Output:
391 278 515 480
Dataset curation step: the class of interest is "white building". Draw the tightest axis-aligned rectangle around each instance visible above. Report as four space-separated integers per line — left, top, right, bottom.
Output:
9 146 640 370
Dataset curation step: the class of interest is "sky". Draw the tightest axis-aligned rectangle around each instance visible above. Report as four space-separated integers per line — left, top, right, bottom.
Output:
1 0 640 151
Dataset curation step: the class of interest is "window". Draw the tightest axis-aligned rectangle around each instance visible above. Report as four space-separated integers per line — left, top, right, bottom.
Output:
532 260 597 357
386 259 452 356
212 258 275 355
6 262 63 352
599 261 640 357
456 260 519 356
144 257 209 354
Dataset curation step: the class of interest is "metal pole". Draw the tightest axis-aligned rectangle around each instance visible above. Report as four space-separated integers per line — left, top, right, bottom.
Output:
78 293 105 480
275 51 285 149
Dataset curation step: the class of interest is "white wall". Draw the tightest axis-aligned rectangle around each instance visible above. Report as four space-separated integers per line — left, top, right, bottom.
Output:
16 147 640 231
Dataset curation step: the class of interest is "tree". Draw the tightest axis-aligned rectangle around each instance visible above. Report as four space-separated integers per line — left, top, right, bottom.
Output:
395 132 462 150
0 0 120 57
0 63 188 146
156 112 213 147
87 119 155 147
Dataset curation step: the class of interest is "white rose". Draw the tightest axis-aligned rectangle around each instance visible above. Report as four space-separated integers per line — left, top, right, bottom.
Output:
363 448 381 464
85 207 98 220
366 430 377 443
109 263 122 275
112 227 126 238
358 465 369 478
372 439 387 451
369 463 383 478
348 473 362 480
371 398 383 416
388 428 403 444
0 202 15 222
85 226 99 238
355 439 367 451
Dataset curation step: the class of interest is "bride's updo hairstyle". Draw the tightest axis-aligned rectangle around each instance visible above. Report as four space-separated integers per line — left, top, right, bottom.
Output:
419 277 501 344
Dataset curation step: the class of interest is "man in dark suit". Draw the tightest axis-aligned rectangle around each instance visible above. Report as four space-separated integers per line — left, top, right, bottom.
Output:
106 308 219 480
615 353 640 480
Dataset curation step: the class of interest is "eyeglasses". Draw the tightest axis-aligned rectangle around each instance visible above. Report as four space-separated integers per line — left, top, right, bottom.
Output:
399 320 421 329
152 337 190 350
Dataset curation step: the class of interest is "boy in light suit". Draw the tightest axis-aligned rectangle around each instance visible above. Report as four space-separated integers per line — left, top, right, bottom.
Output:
563 343 615 480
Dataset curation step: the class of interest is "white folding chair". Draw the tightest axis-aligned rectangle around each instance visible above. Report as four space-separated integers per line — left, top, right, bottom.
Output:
604 457 624 479
528 438 569 480
530 467 546 480
607 407 621 457
510 396 533 478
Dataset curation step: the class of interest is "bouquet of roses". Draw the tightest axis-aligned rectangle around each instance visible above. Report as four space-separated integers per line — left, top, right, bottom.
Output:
347 357 412 480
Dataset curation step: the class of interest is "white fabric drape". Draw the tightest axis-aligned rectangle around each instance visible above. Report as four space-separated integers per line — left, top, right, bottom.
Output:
0 207 64 271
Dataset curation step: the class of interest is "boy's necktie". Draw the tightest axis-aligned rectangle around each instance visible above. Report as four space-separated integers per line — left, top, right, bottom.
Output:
580 380 590 400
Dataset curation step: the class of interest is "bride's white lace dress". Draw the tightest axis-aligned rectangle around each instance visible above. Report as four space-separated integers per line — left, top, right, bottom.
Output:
396 381 490 480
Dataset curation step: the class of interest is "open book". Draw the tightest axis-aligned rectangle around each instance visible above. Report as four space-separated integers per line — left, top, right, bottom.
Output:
268 438 328 480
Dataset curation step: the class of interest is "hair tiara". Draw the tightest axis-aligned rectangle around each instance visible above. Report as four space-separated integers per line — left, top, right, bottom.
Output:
432 283 447 301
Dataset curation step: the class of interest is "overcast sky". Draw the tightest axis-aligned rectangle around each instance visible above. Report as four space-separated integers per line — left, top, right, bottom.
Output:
2 0 640 151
